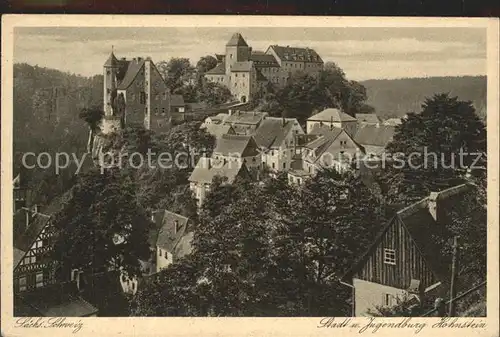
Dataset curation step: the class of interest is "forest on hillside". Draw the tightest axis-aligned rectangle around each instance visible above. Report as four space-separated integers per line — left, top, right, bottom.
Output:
361 76 487 120
13 63 103 205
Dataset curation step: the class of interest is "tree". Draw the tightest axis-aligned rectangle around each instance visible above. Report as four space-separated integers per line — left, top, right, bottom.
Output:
198 82 233 106
278 71 326 124
131 169 387 316
196 56 218 77
131 255 204 316
157 58 195 93
272 169 387 315
377 93 486 205
52 168 153 279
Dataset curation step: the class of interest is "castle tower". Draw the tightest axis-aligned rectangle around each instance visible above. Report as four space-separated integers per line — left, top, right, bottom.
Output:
103 49 119 116
225 33 251 75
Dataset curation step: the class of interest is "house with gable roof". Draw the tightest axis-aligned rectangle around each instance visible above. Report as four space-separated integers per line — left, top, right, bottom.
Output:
306 108 358 135
288 124 364 184
150 210 194 273
253 116 304 172
211 134 261 169
189 157 251 207
341 183 473 316
101 51 172 134
356 113 381 126
354 124 396 158
205 33 324 102
13 191 100 317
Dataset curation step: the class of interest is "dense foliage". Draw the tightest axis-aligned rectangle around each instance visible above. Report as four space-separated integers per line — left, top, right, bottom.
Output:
132 169 387 316
250 62 373 125
376 93 486 205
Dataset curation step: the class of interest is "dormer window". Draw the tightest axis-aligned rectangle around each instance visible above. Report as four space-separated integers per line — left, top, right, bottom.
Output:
174 220 181 234
384 249 396 265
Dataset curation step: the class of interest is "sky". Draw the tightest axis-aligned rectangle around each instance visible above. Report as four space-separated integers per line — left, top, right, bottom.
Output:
13 27 487 81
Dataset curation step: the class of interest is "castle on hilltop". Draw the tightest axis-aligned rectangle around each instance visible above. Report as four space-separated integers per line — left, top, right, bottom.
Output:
205 33 324 103
101 50 171 134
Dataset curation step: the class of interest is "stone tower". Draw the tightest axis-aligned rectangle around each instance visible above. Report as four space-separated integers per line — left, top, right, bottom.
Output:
225 33 251 75
102 49 122 134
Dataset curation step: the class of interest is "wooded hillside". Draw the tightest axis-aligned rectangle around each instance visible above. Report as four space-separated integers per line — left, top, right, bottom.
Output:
361 76 487 120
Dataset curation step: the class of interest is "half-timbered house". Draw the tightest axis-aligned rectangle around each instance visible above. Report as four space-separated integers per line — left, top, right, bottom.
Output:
342 183 472 316
13 191 99 316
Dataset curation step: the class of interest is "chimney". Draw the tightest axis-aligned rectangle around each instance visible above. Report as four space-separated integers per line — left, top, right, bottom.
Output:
174 220 179 234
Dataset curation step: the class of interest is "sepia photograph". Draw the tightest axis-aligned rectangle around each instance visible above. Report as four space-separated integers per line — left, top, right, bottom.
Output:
1 15 499 337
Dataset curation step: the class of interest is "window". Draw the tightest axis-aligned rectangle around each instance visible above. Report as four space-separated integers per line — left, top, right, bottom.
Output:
19 276 27 292
384 249 396 265
283 162 286 169
36 272 43 288
384 294 393 306
162 108 166 115
272 162 275 169
163 92 167 100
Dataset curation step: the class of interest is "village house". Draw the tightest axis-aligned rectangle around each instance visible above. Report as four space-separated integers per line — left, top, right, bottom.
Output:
205 33 324 102
203 123 236 139
223 110 268 135
211 134 261 169
288 125 364 184
253 116 304 172
13 192 100 317
151 210 194 274
341 183 473 317
306 108 358 135
354 124 396 159
169 94 186 122
189 157 250 206
101 51 171 134
356 113 381 126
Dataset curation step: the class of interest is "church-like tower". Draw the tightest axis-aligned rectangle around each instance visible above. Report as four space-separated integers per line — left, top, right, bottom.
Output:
101 49 122 134
225 33 251 75
103 50 119 116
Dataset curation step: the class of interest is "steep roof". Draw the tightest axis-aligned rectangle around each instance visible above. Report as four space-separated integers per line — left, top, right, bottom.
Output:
269 45 323 63
170 94 185 107
343 183 474 283
204 123 235 138
189 158 247 184
226 33 248 47
206 62 226 75
104 51 119 67
14 191 72 253
225 110 268 126
303 126 363 163
213 134 259 157
116 59 145 90
253 117 297 149
156 211 190 252
230 61 253 72
174 232 194 259
308 108 357 123
16 282 98 317
14 247 25 269
354 124 395 147
356 113 381 124
251 52 280 67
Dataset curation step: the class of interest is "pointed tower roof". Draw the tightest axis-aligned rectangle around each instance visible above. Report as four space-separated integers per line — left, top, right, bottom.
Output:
104 51 119 67
226 33 248 47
